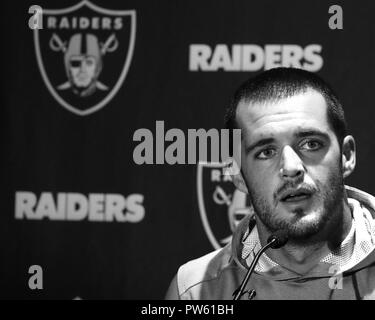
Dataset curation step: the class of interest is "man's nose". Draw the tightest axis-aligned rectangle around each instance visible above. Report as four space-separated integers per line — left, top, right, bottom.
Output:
279 145 305 179
80 62 87 72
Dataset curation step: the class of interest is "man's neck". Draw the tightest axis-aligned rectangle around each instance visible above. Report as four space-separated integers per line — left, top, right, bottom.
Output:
256 200 353 275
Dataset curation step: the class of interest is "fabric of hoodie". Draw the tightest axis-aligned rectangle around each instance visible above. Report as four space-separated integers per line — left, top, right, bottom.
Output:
173 186 375 300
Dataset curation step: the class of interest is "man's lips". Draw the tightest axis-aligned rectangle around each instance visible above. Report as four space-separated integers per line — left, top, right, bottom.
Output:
278 187 315 203
282 194 311 202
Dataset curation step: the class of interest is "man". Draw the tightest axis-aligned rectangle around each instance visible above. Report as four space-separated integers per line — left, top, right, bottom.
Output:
165 68 375 300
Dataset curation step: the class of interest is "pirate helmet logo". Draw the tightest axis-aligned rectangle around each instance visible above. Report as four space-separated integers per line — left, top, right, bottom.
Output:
33 1 136 115
197 162 254 250
50 33 118 97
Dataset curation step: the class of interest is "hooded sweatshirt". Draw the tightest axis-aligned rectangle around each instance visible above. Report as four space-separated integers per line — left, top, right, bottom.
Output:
172 186 375 300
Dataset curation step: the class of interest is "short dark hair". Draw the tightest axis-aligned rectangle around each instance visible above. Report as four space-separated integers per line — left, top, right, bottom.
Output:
224 67 348 145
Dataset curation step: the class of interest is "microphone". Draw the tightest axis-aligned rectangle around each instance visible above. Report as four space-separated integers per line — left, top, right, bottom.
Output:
267 230 289 249
232 229 288 300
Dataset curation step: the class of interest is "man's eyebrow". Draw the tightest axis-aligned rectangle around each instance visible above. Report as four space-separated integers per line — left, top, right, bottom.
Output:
245 138 276 154
294 129 330 140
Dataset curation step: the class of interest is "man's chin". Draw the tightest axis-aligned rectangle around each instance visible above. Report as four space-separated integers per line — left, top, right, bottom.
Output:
270 208 327 239
74 82 91 87
285 214 327 240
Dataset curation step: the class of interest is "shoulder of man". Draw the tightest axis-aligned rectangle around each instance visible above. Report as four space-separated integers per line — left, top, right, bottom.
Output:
176 244 233 299
182 246 231 286
346 185 375 215
166 215 253 300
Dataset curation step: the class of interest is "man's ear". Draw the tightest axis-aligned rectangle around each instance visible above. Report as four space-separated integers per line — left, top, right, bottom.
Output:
223 158 249 194
341 135 356 179
232 172 249 194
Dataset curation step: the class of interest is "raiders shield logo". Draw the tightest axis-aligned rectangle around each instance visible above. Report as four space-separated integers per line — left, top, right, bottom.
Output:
33 1 136 115
197 162 254 250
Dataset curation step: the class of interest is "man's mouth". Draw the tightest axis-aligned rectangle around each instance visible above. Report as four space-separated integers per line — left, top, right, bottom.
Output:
279 188 314 203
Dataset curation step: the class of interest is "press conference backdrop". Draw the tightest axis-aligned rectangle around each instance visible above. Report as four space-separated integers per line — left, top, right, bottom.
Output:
1 0 374 299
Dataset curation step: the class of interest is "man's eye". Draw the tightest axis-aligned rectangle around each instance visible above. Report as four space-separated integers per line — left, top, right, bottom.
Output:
70 60 81 68
256 148 276 159
301 140 322 151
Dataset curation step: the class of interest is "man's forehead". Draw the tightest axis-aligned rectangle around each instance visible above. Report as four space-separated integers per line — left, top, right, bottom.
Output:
236 90 330 133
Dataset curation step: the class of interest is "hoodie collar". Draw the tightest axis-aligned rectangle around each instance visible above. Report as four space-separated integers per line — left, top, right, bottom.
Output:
231 185 375 279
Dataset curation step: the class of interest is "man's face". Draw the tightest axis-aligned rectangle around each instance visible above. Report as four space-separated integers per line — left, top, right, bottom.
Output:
236 90 345 240
69 55 97 88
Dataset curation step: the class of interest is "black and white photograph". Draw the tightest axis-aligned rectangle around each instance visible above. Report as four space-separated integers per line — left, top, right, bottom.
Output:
2 0 375 307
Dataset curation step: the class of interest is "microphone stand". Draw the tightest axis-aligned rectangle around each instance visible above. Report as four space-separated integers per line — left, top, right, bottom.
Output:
232 238 277 300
